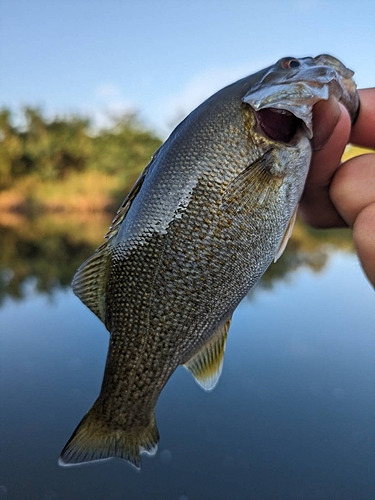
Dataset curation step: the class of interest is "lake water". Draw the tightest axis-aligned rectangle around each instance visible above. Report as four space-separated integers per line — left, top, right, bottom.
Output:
1 216 375 500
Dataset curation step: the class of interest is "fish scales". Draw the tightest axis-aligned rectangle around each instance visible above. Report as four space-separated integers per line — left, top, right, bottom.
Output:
60 54 359 468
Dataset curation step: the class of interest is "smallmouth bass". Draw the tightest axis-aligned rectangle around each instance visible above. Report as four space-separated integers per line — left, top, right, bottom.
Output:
60 54 359 469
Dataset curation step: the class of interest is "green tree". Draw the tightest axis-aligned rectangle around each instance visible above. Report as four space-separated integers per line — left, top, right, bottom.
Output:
0 109 23 188
0 107 161 190
16 107 92 179
90 113 161 186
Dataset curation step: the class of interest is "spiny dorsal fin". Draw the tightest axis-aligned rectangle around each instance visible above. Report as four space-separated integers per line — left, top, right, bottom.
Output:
101 151 159 248
72 150 160 324
274 205 298 263
183 317 231 392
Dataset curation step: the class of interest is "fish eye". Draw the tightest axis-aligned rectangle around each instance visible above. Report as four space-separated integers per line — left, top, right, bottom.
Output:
289 59 300 68
281 58 301 69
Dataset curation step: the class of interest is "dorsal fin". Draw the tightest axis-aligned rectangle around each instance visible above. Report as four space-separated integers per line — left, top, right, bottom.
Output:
72 245 111 324
274 205 298 262
101 152 158 248
72 152 159 324
183 317 231 392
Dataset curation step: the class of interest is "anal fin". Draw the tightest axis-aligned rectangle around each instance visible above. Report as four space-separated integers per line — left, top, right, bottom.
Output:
183 317 231 392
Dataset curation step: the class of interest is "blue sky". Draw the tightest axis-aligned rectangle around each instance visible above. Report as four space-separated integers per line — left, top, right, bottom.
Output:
1 0 374 137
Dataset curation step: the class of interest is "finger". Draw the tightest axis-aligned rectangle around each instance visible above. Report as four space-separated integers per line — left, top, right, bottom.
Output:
299 103 351 228
311 96 342 151
353 203 375 287
350 88 375 148
330 154 375 226
330 153 375 287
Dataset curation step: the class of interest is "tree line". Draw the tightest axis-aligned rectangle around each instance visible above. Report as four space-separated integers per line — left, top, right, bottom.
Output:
0 107 162 189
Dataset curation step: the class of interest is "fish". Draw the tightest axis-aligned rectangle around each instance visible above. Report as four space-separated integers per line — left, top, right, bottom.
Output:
59 54 359 469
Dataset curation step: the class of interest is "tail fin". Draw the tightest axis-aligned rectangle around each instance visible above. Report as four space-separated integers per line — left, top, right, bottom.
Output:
59 402 159 469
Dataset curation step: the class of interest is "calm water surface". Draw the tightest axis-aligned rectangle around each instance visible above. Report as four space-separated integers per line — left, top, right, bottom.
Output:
1 217 375 500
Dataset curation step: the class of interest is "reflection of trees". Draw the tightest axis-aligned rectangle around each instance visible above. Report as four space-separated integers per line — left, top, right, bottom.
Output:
257 219 353 291
0 214 109 305
1 215 355 307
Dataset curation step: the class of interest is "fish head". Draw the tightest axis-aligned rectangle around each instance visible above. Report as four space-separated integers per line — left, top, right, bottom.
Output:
243 54 359 141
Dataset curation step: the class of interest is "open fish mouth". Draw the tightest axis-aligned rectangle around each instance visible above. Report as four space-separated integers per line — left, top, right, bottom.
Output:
244 77 332 141
255 107 301 143
243 55 359 141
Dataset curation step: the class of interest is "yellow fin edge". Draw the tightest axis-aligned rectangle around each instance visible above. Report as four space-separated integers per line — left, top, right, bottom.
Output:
183 318 231 392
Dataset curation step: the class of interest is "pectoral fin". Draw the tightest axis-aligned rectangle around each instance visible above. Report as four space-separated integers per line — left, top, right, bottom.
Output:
183 318 231 392
274 205 298 263
221 150 284 213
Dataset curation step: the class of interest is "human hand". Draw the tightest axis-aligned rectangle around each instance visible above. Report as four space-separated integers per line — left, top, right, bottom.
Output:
299 88 375 287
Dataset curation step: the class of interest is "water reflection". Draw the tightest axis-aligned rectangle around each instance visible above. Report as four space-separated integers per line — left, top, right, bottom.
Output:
0 213 109 305
255 221 353 291
0 213 353 306
1 213 375 499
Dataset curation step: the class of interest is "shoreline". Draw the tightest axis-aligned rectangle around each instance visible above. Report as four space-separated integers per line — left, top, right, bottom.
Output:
0 171 127 216
0 145 373 216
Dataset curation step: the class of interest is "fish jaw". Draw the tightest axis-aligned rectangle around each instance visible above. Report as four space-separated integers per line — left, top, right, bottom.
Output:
243 55 359 139
312 54 359 123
